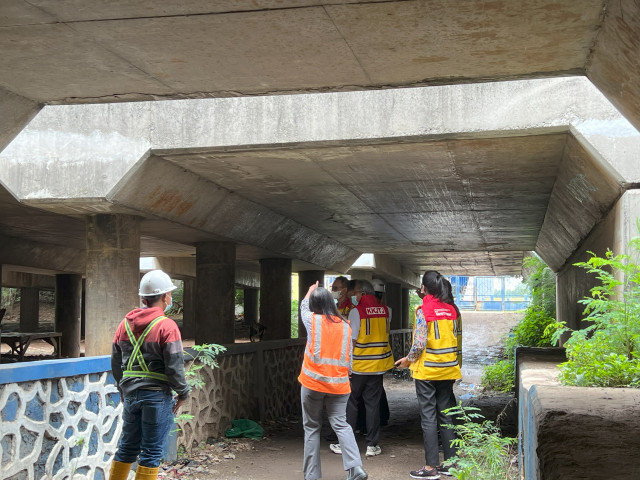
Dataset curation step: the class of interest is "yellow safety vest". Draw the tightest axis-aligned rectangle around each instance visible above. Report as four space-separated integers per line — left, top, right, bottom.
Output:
352 296 394 374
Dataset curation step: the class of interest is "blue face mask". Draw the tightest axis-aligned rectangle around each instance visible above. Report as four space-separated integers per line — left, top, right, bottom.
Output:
351 295 359 306
164 295 173 313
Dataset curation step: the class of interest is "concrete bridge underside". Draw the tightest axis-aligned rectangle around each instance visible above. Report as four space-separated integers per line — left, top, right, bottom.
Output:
1 1 640 353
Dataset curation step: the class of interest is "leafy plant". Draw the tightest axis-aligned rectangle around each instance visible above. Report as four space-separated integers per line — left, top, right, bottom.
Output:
183 343 227 390
291 299 299 338
552 232 640 388
443 404 518 480
482 255 557 392
481 360 515 393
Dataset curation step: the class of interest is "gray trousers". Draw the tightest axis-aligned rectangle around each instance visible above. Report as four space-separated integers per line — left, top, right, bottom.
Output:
415 379 458 466
301 386 362 480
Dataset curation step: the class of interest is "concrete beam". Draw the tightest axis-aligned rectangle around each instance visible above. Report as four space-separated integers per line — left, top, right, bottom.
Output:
145 256 261 288
1 270 55 289
588 1 640 132
0 87 40 154
0 235 85 274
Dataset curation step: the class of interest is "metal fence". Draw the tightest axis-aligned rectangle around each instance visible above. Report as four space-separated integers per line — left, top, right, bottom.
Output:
450 276 530 311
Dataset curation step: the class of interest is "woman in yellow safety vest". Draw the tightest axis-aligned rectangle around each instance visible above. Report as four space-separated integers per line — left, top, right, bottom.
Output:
298 282 368 480
395 271 461 480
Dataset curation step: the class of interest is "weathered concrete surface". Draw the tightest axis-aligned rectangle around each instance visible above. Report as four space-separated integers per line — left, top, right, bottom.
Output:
0 87 40 154
1 78 638 277
19 286 39 331
85 214 140 356
260 258 292 340
54 273 82 358
557 189 640 331
518 351 640 479
587 0 640 132
194 241 236 345
0 1 604 104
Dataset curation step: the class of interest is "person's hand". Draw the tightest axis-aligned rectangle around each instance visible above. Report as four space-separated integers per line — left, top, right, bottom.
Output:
173 396 186 414
395 357 411 369
304 281 320 299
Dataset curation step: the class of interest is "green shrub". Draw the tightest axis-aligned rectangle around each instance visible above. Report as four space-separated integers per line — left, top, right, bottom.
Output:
443 404 518 480
481 360 515 393
553 232 640 388
481 255 557 392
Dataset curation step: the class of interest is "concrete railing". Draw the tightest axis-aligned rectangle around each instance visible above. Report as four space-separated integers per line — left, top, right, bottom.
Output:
0 356 121 480
0 339 306 479
516 347 640 479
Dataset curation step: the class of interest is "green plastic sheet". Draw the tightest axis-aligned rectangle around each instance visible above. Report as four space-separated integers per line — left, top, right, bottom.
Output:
224 419 264 439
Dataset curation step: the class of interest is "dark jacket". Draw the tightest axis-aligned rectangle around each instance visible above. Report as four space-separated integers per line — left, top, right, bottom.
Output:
111 306 190 400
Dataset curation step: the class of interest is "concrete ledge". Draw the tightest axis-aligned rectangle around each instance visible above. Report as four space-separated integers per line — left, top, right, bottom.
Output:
0 355 111 384
517 348 640 479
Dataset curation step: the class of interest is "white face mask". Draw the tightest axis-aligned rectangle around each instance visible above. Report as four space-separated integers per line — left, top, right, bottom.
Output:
164 294 173 313
331 290 341 300
351 295 359 306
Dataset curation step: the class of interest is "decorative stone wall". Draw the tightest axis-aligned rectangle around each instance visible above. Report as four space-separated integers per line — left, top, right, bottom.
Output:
0 357 122 480
176 340 305 454
390 329 413 361
0 340 307 475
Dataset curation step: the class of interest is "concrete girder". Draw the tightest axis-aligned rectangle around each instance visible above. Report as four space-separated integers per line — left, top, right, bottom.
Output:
0 87 40 155
0 234 84 274
110 155 360 272
1 77 639 276
587 0 640 134
144 256 260 289
535 134 624 272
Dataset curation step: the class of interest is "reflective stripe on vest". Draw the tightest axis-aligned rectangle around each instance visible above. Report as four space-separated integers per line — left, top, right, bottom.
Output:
298 313 351 394
122 315 169 381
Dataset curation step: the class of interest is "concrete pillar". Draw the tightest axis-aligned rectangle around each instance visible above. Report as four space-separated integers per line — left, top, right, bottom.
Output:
386 282 402 330
55 274 82 358
85 214 140 356
260 258 292 341
181 277 196 339
195 242 236 345
244 288 259 327
297 270 325 338
19 287 39 331
81 279 86 340
402 287 410 329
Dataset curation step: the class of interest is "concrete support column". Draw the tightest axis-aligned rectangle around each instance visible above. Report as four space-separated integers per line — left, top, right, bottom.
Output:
402 287 410 329
55 274 82 358
20 287 39 331
195 242 236 345
386 282 402 330
181 278 196 339
297 270 324 338
243 288 259 327
85 214 140 356
260 258 292 341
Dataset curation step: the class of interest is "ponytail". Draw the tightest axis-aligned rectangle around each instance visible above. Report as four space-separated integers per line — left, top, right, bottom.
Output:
421 270 448 302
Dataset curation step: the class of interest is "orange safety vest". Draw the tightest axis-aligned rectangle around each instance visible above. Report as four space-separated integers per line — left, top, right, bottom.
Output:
298 313 352 395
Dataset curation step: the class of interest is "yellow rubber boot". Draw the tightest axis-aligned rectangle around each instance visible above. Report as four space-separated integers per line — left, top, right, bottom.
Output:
134 465 160 480
108 461 132 480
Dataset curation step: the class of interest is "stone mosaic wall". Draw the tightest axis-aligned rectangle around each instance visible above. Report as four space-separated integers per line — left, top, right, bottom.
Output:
0 367 122 480
176 341 305 454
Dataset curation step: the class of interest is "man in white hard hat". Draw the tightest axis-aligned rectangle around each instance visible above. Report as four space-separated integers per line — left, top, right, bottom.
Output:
108 270 190 480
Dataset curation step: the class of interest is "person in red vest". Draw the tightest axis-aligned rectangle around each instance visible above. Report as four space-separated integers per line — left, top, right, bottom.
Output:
299 282 368 480
396 270 461 479
331 279 394 458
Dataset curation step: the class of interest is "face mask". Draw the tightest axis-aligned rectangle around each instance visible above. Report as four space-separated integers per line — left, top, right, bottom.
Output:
351 295 359 306
164 295 173 313
331 290 341 300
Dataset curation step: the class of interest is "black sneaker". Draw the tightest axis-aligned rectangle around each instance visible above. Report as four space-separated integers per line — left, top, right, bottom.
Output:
437 464 453 476
409 467 440 479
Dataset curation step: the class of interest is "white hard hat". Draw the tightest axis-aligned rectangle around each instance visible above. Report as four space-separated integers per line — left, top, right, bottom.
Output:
139 270 177 297
371 278 385 293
